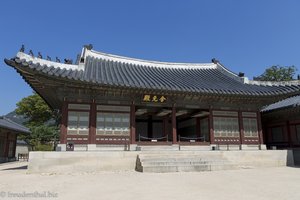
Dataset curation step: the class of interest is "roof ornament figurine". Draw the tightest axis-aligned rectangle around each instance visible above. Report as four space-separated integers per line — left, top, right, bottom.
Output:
55 57 61 63
238 72 245 77
46 56 51 61
38 52 43 59
64 59 73 64
19 45 25 52
84 44 93 50
211 58 219 64
29 50 34 57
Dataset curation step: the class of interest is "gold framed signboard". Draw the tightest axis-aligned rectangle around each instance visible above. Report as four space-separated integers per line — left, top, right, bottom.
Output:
142 94 167 103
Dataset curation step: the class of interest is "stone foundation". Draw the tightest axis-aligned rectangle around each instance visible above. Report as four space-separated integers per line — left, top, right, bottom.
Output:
28 150 294 173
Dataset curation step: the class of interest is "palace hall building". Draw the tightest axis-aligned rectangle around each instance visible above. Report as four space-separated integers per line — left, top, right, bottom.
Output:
262 95 300 149
4 46 300 151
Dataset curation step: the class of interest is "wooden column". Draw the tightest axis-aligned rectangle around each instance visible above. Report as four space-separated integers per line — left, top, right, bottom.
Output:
4 132 9 159
286 121 292 148
147 115 153 138
172 104 177 144
60 101 68 144
257 111 264 144
238 111 244 145
130 102 136 144
196 118 201 138
13 133 17 158
164 116 170 141
209 108 214 144
88 102 96 144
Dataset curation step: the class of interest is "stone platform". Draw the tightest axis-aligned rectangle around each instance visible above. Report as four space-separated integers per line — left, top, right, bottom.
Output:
136 150 294 172
28 150 294 173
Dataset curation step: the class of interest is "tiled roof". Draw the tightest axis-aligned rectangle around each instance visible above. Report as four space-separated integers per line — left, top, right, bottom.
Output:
0 117 30 134
4 48 300 96
261 95 300 112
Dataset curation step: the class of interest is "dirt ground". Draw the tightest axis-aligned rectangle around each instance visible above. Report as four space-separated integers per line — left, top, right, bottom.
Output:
0 162 299 200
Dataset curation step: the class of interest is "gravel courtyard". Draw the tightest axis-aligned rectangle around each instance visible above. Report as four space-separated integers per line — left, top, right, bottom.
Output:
0 162 299 200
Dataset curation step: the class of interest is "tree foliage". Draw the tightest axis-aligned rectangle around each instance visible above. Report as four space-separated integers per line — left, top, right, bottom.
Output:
16 93 55 127
254 65 297 81
19 125 59 150
15 92 60 150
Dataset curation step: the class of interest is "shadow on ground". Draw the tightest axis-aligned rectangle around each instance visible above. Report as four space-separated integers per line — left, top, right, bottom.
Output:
2 165 28 170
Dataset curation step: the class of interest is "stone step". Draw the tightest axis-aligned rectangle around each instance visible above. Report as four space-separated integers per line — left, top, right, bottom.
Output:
136 145 179 151
136 153 231 172
138 155 225 161
179 146 212 151
137 152 224 156
94 145 128 151
141 161 209 166
139 158 226 163
140 162 229 168
139 163 237 173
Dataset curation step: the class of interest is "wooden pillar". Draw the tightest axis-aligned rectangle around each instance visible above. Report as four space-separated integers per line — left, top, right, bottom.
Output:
172 104 177 144
163 116 168 139
238 111 244 145
13 133 17 158
209 108 214 144
4 132 9 159
264 127 268 146
257 111 264 144
196 118 201 138
130 102 136 144
88 102 96 144
286 121 292 148
147 115 153 138
60 101 68 144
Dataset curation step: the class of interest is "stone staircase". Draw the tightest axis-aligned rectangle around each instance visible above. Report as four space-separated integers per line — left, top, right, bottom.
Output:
136 152 235 173
136 145 179 151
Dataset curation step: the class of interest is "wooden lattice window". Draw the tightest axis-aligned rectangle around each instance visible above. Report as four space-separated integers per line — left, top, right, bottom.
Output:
67 111 90 135
243 118 258 137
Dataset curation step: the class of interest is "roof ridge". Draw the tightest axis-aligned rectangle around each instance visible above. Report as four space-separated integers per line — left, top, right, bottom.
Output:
86 49 217 69
245 79 300 86
16 52 81 71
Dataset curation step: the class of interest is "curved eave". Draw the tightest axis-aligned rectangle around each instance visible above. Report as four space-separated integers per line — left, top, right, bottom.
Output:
262 104 300 114
4 57 300 99
5 54 300 100
0 117 30 134
0 124 30 134
4 58 61 110
261 95 300 113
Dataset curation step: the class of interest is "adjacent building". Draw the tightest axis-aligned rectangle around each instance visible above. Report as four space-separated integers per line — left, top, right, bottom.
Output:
4 46 300 151
0 116 30 162
262 95 300 149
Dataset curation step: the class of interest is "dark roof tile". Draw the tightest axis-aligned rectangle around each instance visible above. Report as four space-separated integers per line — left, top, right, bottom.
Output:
0 117 30 134
5 49 300 97
262 95 300 112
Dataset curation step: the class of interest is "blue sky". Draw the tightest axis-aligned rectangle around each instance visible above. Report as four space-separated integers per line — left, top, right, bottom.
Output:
1 0 300 115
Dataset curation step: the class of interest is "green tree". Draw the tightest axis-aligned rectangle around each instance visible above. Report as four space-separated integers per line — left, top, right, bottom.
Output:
254 65 297 81
30 125 59 150
15 92 60 150
16 93 54 126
